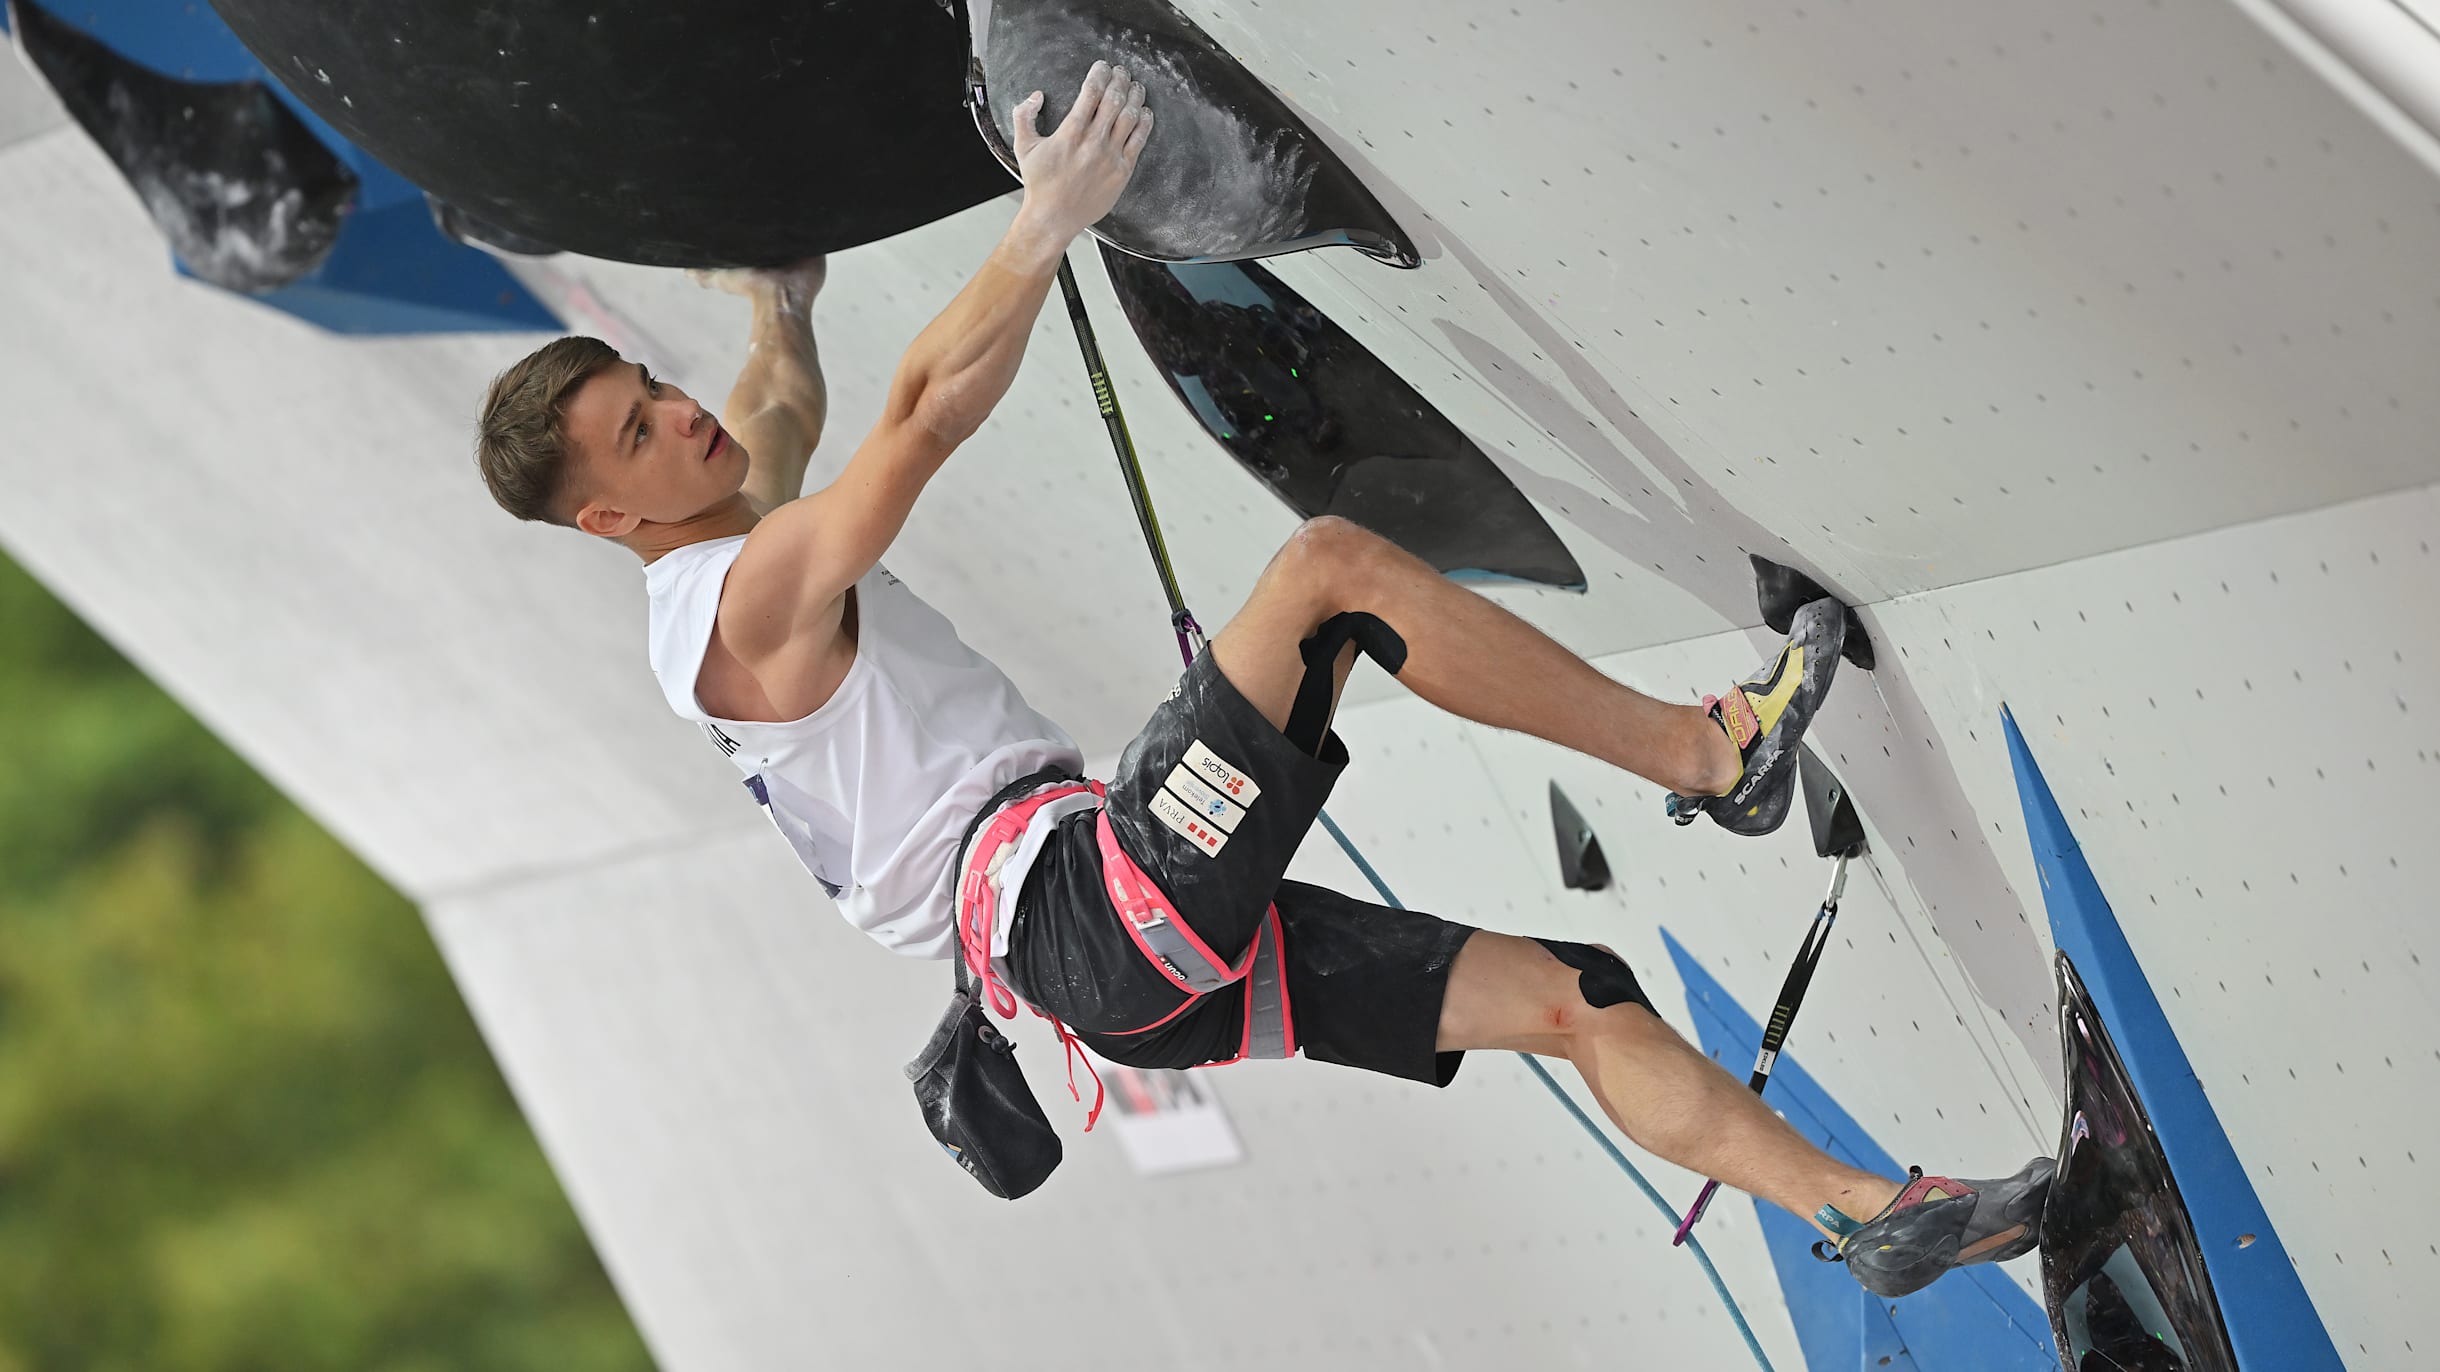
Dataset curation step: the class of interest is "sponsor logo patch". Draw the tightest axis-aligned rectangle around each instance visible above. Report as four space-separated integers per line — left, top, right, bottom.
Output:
1162 764 1246 833
1149 786 1230 857
1181 740 1261 806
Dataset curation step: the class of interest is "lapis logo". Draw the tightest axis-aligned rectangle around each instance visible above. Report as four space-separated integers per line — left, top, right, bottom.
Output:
1181 741 1261 806
1196 754 1244 796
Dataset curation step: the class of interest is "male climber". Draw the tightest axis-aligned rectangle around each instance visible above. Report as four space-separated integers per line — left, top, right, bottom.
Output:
471 61 2047 1298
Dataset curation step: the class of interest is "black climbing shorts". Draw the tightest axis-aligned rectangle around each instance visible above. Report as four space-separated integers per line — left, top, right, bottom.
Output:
1002 650 1479 1087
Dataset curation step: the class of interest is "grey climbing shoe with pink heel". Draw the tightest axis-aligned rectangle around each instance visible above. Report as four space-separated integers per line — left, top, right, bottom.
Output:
1813 1157 2056 1298
1665 595 1848 837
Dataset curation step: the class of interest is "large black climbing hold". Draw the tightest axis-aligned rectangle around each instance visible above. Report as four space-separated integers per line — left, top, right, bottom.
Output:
1548 782 1611 892
1101 249 1586 588
2044 955 2238 1371
209 0 1015 268
1797 744 1868 861
17 0 355 294
967 0 1418 266
1749 554 1875 670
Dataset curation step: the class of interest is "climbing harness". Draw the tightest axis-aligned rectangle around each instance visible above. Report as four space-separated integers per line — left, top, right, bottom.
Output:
955 771 1298 1135
955 775 1111 1130
1052 257 1779 1371
1091 814 1297 1063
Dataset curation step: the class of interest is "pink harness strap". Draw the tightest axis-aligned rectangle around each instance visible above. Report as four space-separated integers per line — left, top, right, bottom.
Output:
958 780 1107 1128
955 782 1299 1132
1095 811 1252 995
1094 811 1297 1064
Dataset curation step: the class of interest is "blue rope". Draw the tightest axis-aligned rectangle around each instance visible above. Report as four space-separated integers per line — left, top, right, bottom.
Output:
1312 809 1779 1371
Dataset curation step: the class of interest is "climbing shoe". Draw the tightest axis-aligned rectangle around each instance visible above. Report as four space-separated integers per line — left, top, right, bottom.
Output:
1665 596 1847 837
1813 1157 2055 1298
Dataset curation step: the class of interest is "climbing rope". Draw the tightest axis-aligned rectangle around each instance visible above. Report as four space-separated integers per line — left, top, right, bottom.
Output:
1056 258 1778 1371
1318 814 1778 1369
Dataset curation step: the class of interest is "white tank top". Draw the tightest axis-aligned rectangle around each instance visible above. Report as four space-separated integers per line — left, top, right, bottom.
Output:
645 535 1083 959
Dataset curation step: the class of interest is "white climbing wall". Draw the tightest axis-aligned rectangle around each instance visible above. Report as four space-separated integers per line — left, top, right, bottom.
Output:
3 0 2437 1365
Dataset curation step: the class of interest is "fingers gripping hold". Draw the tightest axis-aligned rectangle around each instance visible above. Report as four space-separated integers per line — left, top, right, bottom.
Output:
1124 105 1154 165
1534 939 1654 1013
1010 90 1047 157
1060 59 1113 136
1008 60 1151 230
1105 79 1150 165
1089 65 1134 138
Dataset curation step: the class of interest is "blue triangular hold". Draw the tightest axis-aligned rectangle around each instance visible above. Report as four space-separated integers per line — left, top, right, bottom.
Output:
1664 931 2056 1372
2001 708 2342 1370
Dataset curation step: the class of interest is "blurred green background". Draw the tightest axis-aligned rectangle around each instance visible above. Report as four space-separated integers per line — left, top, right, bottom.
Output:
0 548 654 1372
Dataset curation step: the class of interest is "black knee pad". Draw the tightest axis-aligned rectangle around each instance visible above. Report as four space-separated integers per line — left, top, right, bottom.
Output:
1301 611 1408 676
1284 612 1412 755
1534 938 1653 1012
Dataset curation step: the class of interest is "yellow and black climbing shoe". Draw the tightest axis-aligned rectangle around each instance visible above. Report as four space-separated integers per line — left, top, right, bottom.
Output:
1665 596 1847 837
1812 1157 2055 1298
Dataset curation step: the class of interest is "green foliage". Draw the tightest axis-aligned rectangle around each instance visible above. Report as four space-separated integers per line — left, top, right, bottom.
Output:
0 554 655 1372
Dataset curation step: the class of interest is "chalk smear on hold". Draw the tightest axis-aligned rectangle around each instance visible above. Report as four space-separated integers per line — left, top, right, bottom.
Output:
986 5 1314 259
